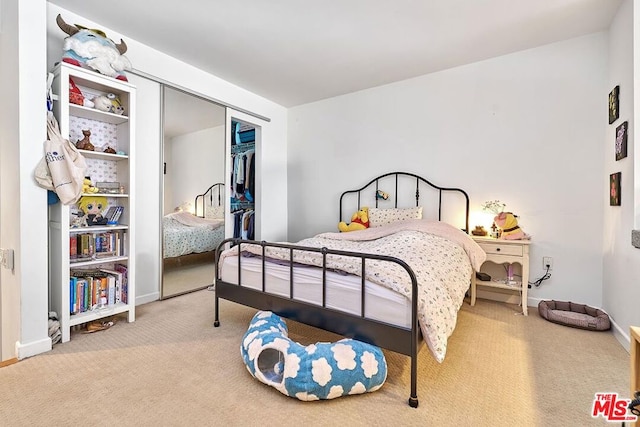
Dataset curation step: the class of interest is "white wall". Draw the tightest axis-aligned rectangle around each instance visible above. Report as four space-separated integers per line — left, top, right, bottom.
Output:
168 126 225 213
602 0 640 349
126 73 161 305
0 0 51 361
288 33 607 309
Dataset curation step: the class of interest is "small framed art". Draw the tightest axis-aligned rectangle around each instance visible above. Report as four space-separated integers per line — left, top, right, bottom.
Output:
610 172 621 206
615 121 628 160
609 85 619 124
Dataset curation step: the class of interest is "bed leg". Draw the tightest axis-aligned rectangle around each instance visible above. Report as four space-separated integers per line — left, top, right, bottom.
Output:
409 359 419 408
214 295 220 327
408 348 419 407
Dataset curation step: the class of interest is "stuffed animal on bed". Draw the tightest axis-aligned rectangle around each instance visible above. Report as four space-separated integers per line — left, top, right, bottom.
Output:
338 207 369 232
494 212 529 240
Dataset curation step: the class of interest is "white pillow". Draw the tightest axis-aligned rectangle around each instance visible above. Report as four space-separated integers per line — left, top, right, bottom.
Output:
368 206 423 227
205 205 225 219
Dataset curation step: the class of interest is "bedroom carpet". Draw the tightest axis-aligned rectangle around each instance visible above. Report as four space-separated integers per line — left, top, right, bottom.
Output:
0 291 629 427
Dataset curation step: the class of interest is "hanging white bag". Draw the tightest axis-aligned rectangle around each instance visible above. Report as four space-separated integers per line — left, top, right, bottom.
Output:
35 115 87 205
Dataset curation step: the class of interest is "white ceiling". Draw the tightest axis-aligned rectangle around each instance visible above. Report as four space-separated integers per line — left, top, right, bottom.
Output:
49 0 621 108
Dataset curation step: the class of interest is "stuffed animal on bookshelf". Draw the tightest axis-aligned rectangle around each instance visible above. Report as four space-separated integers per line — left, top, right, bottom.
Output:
68 77 94 108
77 195 108 226
338 207 370 232
75 129 95 151
70 211 87 228
494 212 529 240
106 93 125 115
82 177 99 194
92 95 113 113
56 14 132 81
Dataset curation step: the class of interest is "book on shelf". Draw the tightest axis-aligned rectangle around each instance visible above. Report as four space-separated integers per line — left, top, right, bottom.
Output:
69 277 77 314
104 206 117 221
105 205 124 224
70 235 77 260
70 267 125 311
107 275 116 305
100 267 123 304
70 230 126 261
114 263 128 304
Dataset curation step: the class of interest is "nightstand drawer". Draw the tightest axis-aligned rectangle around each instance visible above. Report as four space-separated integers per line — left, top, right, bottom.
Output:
477 243 523 257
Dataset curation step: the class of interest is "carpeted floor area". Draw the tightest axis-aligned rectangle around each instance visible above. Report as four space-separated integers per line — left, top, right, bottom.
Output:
0 291 630 426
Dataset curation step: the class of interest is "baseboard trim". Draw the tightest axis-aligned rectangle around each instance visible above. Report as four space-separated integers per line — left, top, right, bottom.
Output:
610 319 630 353
136 291 160 306
15 337 52 360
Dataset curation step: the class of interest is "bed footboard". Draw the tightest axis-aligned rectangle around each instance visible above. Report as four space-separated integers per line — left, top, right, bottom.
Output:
213 238 421 408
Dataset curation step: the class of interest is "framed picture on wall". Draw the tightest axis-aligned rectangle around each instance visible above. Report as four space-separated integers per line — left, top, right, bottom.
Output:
615 121 628 161
609 85 619 124
610 172 621 206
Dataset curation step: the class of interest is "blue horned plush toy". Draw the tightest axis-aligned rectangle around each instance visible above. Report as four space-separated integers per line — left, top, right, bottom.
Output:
56 14 132 81
241 311 387 401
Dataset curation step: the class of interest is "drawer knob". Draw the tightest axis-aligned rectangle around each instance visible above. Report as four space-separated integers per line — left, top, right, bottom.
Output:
496 248 501 252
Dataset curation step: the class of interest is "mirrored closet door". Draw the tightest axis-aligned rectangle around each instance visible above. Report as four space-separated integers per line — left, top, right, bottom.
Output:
161 86 226 299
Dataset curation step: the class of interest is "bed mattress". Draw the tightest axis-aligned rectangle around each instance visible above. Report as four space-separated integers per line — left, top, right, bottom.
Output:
220 255 412 329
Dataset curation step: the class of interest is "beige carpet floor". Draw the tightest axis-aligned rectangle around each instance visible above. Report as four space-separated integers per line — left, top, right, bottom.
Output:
0 291 630 427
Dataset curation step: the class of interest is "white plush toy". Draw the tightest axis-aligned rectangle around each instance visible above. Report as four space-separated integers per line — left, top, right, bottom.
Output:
56 14 132 81
92 95 112 113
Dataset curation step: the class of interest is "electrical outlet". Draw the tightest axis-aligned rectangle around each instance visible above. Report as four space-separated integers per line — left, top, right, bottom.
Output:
0 248 14 270
543 256 553 270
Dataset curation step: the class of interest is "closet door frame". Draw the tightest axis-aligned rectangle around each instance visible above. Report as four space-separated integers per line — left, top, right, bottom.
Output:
226 111 261 240
159 84 228 299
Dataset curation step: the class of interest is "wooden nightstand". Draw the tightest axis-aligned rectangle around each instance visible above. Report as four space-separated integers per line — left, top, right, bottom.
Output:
471 236 531 315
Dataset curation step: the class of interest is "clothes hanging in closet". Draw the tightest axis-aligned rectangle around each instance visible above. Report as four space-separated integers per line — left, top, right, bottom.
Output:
232 209 254 240
230 148 255 204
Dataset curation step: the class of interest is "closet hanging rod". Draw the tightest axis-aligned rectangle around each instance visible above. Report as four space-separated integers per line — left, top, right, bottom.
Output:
128 68 271 123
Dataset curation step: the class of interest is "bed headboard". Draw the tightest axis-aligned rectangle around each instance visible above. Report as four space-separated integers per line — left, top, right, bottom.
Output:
339 172 470 233
194 183 225 218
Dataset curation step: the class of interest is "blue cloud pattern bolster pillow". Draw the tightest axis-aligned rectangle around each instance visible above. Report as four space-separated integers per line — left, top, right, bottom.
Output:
240 311 387 401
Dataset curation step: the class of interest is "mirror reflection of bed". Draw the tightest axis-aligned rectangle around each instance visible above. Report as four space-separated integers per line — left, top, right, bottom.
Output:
162 86 226 298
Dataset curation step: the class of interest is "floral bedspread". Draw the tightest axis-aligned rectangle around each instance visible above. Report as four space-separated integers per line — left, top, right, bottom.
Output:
163 213 225 259
219 220 486 363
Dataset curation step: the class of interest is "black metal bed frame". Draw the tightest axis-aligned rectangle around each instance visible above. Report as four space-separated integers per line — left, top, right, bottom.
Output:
339 171 469 232
194 182 225 218
213 172 470 408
